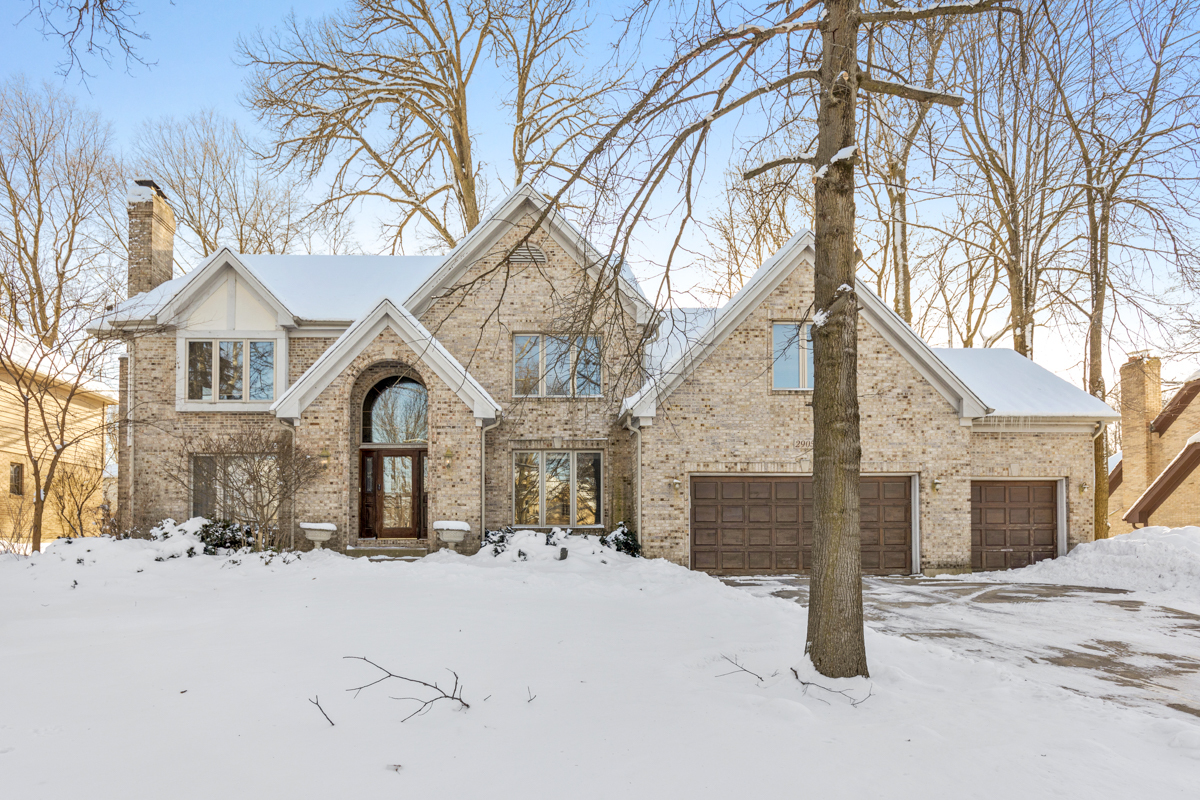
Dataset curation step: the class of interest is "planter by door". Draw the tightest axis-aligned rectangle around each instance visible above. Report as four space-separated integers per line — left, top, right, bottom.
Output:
360 450 427 538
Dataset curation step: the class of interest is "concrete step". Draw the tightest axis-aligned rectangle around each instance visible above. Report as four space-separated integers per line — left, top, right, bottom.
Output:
345 546 429 559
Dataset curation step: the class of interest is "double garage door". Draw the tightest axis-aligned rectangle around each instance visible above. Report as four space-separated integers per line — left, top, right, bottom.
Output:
690 476 912 575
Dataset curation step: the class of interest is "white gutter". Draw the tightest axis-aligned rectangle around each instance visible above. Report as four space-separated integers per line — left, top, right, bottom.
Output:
622 416 642 536
479 417 502 537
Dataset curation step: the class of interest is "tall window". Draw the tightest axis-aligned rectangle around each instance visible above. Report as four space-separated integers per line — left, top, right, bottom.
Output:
363 377 428 444
514 451 602 526
9 463 23 495
513 335 602 397
772 323 813 390
187 339 275 401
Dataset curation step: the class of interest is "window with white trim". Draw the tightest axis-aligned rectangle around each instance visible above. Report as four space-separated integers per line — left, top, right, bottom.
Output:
513 451 602 526
772 323 813 390
513 335 602 397
187 339 275 401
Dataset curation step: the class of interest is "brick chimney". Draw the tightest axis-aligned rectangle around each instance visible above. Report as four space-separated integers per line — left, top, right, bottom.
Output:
127 179 176 297
1119 352 1161 502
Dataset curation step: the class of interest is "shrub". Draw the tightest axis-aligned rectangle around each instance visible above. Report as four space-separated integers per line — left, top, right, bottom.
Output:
481 524 641 558
194 520 253 555
602 523 641 558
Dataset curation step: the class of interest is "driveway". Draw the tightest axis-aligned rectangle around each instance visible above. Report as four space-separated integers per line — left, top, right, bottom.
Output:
726 575 1200 720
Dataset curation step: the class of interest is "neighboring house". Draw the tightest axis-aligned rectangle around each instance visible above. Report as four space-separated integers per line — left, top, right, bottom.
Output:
1107 354 1200 532
94 179 1119 575
0 330 114 547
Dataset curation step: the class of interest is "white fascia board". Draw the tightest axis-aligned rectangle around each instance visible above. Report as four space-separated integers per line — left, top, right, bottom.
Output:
620 233 816 418
855 283 991 420
162 249 296 329
272 299 501 423
970 416 1114 434
405 184 653 323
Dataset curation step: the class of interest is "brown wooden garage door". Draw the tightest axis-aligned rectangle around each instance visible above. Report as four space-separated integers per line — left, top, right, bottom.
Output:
690 476 912 575
971 481 1058 571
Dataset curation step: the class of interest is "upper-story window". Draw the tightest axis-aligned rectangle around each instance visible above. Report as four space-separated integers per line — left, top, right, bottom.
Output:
187 339 275 401
772 322 813 390
513 334 602 397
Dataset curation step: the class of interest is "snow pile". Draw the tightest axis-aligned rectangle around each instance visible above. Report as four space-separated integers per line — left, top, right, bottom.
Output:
982 526 1200 605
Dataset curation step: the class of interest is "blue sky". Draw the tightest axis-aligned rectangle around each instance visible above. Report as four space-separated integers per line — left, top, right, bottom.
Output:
3 2 1195 385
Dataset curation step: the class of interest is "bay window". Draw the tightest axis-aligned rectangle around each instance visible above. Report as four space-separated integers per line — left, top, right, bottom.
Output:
187 339 275 402
513 450 602 526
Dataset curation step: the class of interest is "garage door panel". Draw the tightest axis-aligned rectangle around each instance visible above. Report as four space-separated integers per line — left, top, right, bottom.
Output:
971 480 1058 573
720 528 745 546
691 475 912 576
747 528 772 547
747 505 772 523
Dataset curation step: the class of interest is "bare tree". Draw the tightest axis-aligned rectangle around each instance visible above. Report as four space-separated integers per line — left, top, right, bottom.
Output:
858 17 952 323
162 428 325 550
0 77 123 347
544 0 1012 678
702 152 814 301
240 0 621 253
1035 0 1200 538
0 77 121 552
50 459 105 537
18 0 150 76
132 109 335 265
945 5 1080 358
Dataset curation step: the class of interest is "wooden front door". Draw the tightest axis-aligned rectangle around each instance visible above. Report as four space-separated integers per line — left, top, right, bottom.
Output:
360 450 426 539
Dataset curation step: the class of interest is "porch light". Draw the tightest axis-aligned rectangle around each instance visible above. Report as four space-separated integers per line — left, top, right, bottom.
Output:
931 478 942 492
443 449 454 468
1079 480 1089 494
319 448 331 469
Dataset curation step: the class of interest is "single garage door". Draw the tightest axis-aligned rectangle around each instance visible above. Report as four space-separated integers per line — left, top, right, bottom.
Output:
691 476 912 576
971 481 1057 571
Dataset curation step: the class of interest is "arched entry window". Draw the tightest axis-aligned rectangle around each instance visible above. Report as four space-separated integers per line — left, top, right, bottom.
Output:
362 376 428 444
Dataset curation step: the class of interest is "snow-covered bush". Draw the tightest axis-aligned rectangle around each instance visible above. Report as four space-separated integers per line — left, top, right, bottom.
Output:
151 518 252 556
602 522 641 557
481 524 641 559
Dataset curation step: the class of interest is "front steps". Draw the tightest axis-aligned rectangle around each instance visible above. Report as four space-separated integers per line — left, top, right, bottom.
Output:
345 538 430 561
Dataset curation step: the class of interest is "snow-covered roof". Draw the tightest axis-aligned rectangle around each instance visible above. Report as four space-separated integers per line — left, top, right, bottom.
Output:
0 324 116 401
1108 450 1123 473
933 348 1119 420
237 255 444 322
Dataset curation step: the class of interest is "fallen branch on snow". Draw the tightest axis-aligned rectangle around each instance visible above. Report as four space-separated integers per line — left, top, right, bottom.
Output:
344 656 470 722
790 667 873 707
309 695 335 726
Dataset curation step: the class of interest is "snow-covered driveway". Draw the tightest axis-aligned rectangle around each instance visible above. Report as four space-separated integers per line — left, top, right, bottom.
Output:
728 576 1200 720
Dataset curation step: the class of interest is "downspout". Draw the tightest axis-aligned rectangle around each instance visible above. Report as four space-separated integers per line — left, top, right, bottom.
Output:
480 417 501 538
120 345 133 533
622 415 641 536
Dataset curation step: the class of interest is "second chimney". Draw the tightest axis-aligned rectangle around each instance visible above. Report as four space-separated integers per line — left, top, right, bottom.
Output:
1119 353 1162 503
127 179 176 297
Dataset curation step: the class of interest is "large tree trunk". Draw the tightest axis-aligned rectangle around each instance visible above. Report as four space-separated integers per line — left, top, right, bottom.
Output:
806 0 868 680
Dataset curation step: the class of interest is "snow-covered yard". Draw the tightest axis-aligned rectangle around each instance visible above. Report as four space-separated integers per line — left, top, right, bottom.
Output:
2 526 1199 799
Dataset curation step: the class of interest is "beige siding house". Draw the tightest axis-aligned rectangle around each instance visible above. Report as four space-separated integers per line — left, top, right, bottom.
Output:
94 180 1119 575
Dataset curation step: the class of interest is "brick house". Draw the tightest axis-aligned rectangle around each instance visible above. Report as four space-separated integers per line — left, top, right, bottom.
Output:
1107 354 1199 533
94 180 1119 575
